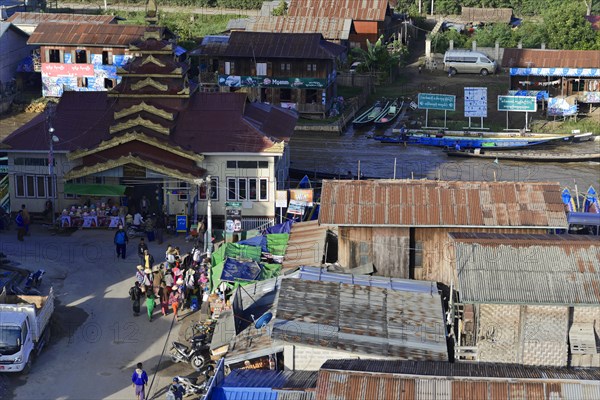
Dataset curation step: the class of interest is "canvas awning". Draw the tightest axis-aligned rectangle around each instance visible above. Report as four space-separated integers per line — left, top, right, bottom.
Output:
63 183 126 196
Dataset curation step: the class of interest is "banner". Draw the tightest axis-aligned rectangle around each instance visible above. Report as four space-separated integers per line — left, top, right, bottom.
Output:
287 200 306 216
275 190 288 208
42 63 94 77
225 207 242 233
548 98 578 116
289 189 313 204
218 75 328 89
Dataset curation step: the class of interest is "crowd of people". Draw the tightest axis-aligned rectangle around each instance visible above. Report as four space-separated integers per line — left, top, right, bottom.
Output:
128 240 210 323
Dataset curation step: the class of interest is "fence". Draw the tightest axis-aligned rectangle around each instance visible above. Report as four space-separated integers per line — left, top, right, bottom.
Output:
242 217 275 232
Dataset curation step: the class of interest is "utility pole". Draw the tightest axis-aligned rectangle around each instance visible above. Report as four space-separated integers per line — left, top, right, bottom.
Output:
206 175 212 258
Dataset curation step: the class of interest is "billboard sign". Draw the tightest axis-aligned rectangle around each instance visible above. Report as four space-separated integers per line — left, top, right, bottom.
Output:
497 96 537 112
418 93 456 111
464 87 487 117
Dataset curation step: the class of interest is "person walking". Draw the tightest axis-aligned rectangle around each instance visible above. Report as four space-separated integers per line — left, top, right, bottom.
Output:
159 282 169 316
139 195 150 217
21 204 30 236
15 210 25 241
169 285 180 320
131 362 148 400
137 238 148 266
129 281 143 317
152 265 163 297
114 225 129 259
146 291 156 322
144 249 154 271
135 265 145 286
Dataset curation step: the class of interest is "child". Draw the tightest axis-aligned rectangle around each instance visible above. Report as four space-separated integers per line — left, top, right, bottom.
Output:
169 285 180 320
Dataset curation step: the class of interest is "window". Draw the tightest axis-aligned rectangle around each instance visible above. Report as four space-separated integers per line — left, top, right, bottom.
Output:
256 62 267 76
280 63 290 72
226 177 268 201
49 49 61 63
77 77 89 88
104 78 115 89
306 89 319 103
258 161 268 169
102 51 112 65
178 181 189 201
224 61 235 75
94 176 104 184
259 178 268 201
226 161 269 169
198 177 218 201
14 157 49 166
15 175 55 199
306 63 317 72
226 161 237 169
75 49 87 64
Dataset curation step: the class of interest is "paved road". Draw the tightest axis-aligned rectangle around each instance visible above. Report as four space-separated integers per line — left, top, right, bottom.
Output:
0 225 201 400
55 1 260 16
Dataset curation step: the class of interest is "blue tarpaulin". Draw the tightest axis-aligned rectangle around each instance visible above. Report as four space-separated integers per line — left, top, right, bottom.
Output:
264 220 293 234
221 258 262 282
237 235 268 253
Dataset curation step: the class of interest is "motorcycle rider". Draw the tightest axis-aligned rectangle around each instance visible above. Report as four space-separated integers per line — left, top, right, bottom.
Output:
133 211 144 227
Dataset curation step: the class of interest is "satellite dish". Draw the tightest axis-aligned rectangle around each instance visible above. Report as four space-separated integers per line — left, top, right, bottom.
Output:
254 312 273 329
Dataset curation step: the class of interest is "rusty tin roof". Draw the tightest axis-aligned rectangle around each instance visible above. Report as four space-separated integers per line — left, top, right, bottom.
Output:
282 221 330 271
461 7 513 24
28 22 147 47
318 179 568 229
248 16 352 41
288 0 390 21
7 12 117 25
452 233 600 305
502 48 600 69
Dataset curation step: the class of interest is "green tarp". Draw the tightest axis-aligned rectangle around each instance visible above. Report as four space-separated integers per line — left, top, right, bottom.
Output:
224 243 262 261
63 183 126 196
260 263 282 280
267 233 289 256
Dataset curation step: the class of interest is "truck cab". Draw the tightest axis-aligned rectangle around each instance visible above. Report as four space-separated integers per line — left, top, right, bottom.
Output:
0 312 33 372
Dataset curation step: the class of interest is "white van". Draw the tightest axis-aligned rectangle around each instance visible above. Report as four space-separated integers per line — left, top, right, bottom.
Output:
443 50 497 76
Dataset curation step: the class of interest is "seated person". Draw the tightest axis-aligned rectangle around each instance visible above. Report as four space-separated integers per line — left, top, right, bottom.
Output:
133 212 144 227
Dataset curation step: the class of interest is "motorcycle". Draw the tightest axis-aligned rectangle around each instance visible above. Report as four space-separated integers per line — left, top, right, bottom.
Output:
170 334 209 371
169 372 213 398
127 224 146 238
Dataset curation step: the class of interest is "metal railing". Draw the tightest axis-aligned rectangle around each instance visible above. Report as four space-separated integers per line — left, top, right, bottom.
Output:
0 175 9 212
242 217 275 232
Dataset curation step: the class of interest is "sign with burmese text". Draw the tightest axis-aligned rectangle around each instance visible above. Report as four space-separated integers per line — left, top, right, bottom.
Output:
42 63 94 77
497 96 537 112
417 93 456 111
218 75 327 89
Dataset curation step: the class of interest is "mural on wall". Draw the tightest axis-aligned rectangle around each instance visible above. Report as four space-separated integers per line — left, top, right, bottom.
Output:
41 54 133 97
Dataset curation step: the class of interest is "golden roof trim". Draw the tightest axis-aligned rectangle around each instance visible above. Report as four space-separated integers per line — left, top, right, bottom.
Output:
67 131 203 162
114 101 174 121
64 155 201 183
131 77 168 91
263 141 285 153
109 116 170 135
141 54 166 67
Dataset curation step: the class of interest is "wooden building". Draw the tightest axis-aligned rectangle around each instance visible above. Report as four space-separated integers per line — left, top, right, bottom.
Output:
502 49 600 105
0 21 30 86
451 233 600 368
27 22 151 97
287 0 393 49
318 180 568 284
191 31 345 117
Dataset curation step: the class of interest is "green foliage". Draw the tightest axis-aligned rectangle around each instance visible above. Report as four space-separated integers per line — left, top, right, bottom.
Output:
512 21 546 48
116 11 242 41
543 3 598 49
430 30 466 53
215 0 262 9
351 36 402 75
271 0 288 16
469 23 517 47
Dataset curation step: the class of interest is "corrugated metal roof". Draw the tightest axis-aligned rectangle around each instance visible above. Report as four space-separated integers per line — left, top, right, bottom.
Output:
273 279 448 361
315 368 600 400
222 369 318 389
7 12 117 25
294 266 438 294
282 221 329 270
502 49 600 69
288 0 389 21
318 180 568 229
212 387 277 400
320 359 600 380
276 392 315 400
247 16 352 41
452 233 600 305
461 7 513 23
28 22 147 47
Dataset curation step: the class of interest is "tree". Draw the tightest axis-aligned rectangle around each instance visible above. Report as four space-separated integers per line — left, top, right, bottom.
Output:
543 3 597 49
271 0 288 16
351 36 402 75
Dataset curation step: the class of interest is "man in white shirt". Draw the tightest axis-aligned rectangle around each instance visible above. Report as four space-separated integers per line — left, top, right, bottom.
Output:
133 212 144 227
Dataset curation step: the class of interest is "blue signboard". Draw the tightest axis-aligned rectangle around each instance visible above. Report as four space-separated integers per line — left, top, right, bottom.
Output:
176 215 188 233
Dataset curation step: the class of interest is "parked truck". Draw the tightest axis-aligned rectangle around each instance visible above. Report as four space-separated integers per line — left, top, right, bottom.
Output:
0 287 54 373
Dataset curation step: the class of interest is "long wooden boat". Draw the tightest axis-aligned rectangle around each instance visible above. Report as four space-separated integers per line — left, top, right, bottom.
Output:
352 99 390 128
376 132 573 149
446 149 600 162
574 132 594 143
374 99 403 128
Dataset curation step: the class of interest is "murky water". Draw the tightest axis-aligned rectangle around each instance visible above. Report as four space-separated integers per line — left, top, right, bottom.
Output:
290 126 600 190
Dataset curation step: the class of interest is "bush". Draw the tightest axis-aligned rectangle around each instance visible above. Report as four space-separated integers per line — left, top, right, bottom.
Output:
215 0 262 9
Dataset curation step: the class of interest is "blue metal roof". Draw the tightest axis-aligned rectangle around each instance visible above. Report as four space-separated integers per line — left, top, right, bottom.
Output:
212 388 277 400
221 369 318 389
568 212 600 226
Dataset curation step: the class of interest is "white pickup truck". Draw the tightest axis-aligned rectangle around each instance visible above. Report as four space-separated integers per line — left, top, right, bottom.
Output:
0 287 54 373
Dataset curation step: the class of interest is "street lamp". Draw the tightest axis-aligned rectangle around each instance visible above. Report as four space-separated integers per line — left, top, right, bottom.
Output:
48 126 59 227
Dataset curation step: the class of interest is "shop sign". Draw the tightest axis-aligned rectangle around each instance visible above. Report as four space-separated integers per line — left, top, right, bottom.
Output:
289 189 313 204
42 63 94 77
225 207 242 233
176 215 187 233
218 75 327 89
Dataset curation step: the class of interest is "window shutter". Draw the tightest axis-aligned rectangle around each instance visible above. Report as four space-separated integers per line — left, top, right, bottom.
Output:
44 49 49 63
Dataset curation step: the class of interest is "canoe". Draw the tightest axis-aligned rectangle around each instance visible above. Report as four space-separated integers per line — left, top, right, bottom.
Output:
584 186 600 213
562 188 577 212
446 149 600 162
374 99 403 128
352 99 390 127
381 132 574 149
574 132 594 143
